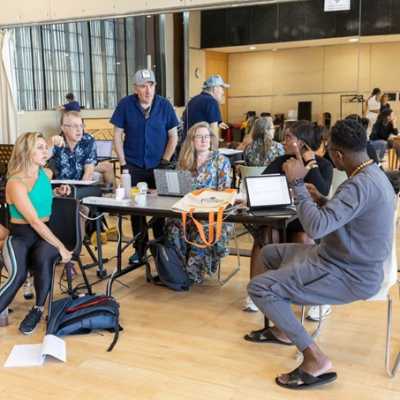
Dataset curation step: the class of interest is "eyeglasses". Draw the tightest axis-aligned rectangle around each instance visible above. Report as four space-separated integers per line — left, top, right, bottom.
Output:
194 134 211 141
63 124 84 130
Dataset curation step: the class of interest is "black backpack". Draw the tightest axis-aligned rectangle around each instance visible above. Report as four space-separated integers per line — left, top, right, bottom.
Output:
147 240 192 291
47 294 121 352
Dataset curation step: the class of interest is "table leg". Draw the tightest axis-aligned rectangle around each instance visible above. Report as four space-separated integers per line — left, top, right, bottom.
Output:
95 210 107 278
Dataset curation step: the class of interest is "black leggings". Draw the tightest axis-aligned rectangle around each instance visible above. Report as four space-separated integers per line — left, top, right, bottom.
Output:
0 223 59 313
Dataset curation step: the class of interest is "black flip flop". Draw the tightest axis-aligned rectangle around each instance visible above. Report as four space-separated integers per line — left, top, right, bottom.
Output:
275 367 337 390
243 328 293 345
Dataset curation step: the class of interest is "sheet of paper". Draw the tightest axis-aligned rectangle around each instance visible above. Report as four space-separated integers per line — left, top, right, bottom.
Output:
42 335 66 363
166 171 180 193
4 344 45 368
51 179 98 185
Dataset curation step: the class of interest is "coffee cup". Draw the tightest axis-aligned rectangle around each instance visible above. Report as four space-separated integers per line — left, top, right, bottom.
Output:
115 187 125 201
135 193 146 206
137 182 148 194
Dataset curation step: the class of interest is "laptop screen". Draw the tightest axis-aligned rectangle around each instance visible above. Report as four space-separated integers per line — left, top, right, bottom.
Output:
95 140 113 158
245 174 291 209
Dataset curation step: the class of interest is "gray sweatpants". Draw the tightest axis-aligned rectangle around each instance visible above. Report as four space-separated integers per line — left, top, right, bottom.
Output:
248 243 362 351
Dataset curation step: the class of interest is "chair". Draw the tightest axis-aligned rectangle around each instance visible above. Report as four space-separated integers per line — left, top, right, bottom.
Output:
328 168 348 199
301 198 400 377
388 148 400 171
239 165 266 179
48 197 92 301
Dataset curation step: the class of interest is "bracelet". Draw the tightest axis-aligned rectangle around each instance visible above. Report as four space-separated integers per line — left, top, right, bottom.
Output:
304 158 316 166
305 161 317 170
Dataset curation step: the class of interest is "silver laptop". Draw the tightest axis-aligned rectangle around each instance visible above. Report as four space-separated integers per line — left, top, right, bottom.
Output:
95 140 113 159
154 169 194 197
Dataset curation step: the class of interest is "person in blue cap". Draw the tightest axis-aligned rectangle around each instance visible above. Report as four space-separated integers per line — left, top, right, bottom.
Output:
181 74 229 144
111 69 179 264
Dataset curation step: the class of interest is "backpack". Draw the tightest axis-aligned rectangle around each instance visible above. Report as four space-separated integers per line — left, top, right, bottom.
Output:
147 239 192 291
47 294 121 352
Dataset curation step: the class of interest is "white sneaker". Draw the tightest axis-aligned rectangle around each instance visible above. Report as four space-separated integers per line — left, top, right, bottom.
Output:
242 296 258 312
306 305 332 322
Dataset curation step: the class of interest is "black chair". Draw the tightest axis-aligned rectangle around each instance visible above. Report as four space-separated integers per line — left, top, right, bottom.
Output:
48 196 92 300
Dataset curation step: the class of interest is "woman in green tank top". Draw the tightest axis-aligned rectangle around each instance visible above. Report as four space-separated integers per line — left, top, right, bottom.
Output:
1 132 72 335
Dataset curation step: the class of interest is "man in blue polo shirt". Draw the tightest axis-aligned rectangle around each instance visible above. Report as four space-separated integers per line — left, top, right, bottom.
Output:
111 69 179 263
182 74 229 142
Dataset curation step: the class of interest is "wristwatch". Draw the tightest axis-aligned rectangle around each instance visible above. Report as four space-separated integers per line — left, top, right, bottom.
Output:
289 178 305 187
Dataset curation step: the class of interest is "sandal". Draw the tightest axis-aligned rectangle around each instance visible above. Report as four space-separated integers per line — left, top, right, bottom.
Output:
243 328 292 345
275 367 337 390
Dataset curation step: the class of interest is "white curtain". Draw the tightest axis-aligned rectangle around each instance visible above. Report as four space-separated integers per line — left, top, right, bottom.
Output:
0 30 18 144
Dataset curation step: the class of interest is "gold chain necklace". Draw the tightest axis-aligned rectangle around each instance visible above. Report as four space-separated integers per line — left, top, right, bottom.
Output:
349 159 374 178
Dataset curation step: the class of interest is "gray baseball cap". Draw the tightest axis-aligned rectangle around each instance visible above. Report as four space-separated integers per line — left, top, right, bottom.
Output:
202 74 230 89
134 69 156 85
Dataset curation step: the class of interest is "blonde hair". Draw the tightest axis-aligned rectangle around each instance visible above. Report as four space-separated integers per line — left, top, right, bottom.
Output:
178 122 217 173
251 118 273 159
7 132 46 178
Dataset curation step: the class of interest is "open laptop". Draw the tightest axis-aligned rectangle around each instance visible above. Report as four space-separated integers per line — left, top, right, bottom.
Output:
245 174 293 212
95 140 113 160
154 169 194 197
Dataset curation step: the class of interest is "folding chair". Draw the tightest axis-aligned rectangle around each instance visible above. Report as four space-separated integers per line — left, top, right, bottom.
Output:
48 197 92 301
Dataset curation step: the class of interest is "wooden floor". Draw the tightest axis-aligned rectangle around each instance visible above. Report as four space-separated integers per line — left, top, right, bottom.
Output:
1 225 400 400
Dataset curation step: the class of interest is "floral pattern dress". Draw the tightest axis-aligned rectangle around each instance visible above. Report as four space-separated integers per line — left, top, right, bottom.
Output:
165 151 233 283
243 138 285 167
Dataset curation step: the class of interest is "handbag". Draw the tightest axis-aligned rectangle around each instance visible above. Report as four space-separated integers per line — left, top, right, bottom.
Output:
172 188 237 248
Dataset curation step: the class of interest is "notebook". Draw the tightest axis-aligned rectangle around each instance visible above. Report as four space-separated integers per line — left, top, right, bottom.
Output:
95 140 113 159
245 174 292 210
154 169 194 197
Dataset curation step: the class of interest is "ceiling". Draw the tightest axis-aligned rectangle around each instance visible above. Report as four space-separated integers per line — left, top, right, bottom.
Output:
205 34 400 53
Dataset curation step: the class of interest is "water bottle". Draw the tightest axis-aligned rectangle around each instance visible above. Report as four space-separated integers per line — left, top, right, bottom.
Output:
0 307 9 327
121 169 132 199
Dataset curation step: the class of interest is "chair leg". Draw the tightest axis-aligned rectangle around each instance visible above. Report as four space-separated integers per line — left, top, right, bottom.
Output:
385 294 400 377
77 258 93 295
46 260 59 329
300 305 324 339
217 224 241 286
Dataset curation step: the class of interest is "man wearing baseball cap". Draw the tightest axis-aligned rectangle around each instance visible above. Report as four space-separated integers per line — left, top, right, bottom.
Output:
111 69 179 264
181 74 229 142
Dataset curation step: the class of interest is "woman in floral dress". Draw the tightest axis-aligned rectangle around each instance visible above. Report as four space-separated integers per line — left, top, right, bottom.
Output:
165 121 233 283
243 117 285 166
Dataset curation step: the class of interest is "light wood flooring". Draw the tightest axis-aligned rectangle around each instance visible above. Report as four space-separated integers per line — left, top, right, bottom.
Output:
1 222 400 400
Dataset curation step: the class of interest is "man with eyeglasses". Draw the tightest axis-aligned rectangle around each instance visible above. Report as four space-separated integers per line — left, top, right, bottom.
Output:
51 111 97 180
245 119 395 389
111 69 179 264
49 111 115 186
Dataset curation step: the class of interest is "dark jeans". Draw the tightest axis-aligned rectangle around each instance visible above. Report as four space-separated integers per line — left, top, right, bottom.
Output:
126 164 164 257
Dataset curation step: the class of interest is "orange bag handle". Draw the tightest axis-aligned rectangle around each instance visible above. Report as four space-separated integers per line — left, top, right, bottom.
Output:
181 207 224 249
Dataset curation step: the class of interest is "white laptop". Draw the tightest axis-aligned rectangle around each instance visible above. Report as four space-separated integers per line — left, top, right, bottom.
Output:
245 174 292 210
154 169 194 197
95 140 113 159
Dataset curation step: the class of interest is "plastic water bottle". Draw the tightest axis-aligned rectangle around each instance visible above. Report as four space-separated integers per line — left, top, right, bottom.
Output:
121 169 132 199
0 307 9 327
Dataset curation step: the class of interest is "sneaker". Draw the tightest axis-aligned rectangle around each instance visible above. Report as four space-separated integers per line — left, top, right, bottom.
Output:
23 277 34 300
242 296 259 312
306 305 332 322
19 307 43 335
129 253 144 265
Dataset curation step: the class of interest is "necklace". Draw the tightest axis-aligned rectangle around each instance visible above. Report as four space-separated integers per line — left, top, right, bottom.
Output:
349 159 374 178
